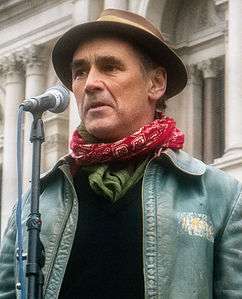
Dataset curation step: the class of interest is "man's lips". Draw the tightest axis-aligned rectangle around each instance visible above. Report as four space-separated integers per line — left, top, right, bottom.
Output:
85 101 113 112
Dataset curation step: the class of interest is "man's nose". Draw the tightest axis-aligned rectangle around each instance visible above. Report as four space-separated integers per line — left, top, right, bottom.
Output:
84 67 104 93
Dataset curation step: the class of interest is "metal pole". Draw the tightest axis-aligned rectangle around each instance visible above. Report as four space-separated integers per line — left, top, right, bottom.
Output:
26 114 45 299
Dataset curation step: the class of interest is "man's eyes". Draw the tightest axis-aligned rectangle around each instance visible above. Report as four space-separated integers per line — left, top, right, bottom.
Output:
72 63 123 79
102 63 120 72
72 69 87 79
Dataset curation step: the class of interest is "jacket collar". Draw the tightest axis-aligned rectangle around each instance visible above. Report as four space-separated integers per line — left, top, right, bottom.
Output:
40 154 72 182
156 148 206 176
41 149 206 182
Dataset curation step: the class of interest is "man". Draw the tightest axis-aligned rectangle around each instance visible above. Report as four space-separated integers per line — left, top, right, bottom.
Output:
0 8 242 299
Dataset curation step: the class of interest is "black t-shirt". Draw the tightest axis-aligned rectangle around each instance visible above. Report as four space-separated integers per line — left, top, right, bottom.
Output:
59 169 144 299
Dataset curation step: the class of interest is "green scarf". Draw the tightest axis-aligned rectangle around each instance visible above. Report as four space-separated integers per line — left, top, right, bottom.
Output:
79 123 149 202
82 158 149 202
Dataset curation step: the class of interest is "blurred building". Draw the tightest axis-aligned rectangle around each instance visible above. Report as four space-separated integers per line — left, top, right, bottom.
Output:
0 0 241 236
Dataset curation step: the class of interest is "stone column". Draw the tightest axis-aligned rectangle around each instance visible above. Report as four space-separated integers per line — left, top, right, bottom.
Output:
0 54 25 236
43 111 69 171
72 0 90 23
225 0 242 155
72 0 103 23
183 64 203 159
21 45 47 190
0 109 3 162
0 136 3 165
198 59 217 164
104 0 127 9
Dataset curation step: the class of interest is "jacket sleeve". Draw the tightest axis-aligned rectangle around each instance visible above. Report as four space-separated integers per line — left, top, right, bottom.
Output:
214 190 242 298
0 207 17 298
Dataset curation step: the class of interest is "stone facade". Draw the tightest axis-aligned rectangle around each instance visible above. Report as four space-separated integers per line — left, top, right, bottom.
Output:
0 0 241 236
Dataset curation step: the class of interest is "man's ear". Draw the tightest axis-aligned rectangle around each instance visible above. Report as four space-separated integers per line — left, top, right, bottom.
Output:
148 67 167 101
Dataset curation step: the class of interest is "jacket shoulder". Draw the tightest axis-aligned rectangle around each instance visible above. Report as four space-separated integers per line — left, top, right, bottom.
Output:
157 149 242 195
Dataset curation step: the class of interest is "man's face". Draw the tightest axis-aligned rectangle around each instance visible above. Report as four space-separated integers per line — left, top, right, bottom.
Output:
71 37 164 142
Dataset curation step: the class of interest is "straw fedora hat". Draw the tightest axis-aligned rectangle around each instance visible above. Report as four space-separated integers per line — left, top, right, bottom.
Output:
52 9 187 100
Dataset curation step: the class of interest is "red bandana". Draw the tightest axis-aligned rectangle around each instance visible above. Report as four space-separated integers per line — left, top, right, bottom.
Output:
70 112 184 166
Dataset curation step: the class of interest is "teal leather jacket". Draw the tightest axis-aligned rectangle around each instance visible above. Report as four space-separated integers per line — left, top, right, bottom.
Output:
1 149 242 298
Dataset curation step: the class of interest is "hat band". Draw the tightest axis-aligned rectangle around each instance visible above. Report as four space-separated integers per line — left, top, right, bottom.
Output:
97 15 157 38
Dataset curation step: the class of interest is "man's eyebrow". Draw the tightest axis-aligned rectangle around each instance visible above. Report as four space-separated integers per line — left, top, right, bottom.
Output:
70 59 88 71
70 55 125 71
96 55 125 68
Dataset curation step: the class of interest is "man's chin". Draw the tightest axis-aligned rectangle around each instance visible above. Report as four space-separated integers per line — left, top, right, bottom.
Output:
86 124 121 143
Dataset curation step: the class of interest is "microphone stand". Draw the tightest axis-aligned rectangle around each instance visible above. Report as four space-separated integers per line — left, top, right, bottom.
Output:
26 112 45 299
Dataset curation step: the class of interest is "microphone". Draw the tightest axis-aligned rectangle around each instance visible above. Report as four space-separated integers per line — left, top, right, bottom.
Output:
20 85 70 113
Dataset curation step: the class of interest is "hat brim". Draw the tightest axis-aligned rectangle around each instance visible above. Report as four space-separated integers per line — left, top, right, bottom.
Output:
52 21 187 99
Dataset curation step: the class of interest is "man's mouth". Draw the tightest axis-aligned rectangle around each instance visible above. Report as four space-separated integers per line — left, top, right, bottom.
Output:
87 101 112 112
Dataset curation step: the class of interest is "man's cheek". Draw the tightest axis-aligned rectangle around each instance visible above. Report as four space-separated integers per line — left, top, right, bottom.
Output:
105 80 124 98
